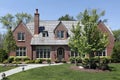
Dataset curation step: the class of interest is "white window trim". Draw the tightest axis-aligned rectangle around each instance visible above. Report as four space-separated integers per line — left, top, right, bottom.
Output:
16 47 26 56
17 32 25 41
36 47 51 58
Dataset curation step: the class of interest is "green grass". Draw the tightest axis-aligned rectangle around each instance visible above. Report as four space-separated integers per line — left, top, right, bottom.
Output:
8 63 120 80
0 65 16 72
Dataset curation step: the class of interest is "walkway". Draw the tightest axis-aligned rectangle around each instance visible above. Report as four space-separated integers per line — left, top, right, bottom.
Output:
0 63 62 80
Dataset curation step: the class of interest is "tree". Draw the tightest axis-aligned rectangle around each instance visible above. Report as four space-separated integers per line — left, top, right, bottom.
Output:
0 33 5 48
3 28 17 54
15 13 33 25
111 29 120 62
0 48 7 62
58 14 75 21
112 29 120 42
0 13 33 29
0 14 14 29
69 9 108 68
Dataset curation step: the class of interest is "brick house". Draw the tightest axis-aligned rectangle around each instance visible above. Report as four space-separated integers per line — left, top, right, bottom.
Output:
10 9 114 62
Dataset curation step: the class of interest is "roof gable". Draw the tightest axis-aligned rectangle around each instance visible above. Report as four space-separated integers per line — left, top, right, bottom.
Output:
13 21 32 35
53 21 68 33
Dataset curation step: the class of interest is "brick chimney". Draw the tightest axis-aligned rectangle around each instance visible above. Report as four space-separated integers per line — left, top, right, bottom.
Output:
34 9 39 34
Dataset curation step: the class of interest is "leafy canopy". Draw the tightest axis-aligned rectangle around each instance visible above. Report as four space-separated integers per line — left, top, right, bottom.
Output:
58 14 75 21
0 13 33 29
69 9 108 57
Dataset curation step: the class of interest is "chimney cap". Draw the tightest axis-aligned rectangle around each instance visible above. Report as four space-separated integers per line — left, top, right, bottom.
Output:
36 9 38 13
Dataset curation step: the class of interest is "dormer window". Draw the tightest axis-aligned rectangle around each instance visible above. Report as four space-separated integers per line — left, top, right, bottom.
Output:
57 31 64 38
42 31 48 37
17 32 25 41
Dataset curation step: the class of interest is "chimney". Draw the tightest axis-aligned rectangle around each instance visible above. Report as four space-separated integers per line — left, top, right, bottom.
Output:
34 9 39 34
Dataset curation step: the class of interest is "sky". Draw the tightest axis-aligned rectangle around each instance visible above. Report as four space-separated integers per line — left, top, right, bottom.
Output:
0 0 120 33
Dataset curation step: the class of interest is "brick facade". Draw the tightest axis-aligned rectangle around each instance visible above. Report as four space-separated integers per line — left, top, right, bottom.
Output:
11 21 33 59
10 9 114 62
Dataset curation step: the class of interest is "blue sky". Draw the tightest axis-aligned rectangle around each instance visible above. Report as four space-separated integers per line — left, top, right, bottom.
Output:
0 0 120 33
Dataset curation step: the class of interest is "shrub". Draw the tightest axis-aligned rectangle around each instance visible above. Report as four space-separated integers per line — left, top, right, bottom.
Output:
12 61 17 64
24 60 31 64
62 58 66 63
100 57 109 70
3 60 8 64
55 58 60 63
35 59 42 64
69 57 75 63
75 56 82 63
8 56 14 63
22 57 30 61
14 57 21 62
46 59 51 64
82 58 89 68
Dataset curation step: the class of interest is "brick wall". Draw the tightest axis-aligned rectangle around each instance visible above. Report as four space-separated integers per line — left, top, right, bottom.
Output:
11 21 33 59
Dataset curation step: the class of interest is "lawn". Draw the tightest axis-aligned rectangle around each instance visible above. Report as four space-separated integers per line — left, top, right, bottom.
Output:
0 65 16 73
8 63 120 80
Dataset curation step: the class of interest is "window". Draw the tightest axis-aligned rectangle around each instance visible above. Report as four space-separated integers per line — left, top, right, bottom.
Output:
70 51 79 57
17 32 25 41
16 47 26 56
36 48 50 58
57 31 64 38
42 31 48 37
96 50 106 56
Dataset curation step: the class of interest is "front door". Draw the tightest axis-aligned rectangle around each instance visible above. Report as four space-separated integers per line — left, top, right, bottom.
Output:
57 48 64 61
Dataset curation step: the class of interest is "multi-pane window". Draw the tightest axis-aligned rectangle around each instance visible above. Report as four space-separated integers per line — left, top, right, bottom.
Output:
70 51 79 57
96 50 106 56
36 48 50 58
17 32 25 41
57 31 64 38
16 47 26 56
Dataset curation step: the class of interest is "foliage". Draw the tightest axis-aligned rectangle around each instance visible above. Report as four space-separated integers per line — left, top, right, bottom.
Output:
100 57 109 70
35 59 43 64
111 29 120 62
111 42 120 62
0 48 8 63
69 9 108 59
69 9 109 69
46 59 51 63
69 57 76 63
0 33 5 48
8 56 14 63
112 29 120 42
3 28 17 54
0 13 14 29
0 13 33 29
58 14 75 21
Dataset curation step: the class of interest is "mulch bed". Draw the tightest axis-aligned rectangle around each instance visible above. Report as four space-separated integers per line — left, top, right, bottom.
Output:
70 66 110 73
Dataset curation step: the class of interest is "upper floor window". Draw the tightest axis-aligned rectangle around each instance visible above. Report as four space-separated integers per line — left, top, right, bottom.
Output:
57 31 64 38
17 32 25 41
16 47 26 56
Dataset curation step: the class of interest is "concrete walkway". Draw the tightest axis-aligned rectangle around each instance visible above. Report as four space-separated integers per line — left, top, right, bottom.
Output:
0 63 62 80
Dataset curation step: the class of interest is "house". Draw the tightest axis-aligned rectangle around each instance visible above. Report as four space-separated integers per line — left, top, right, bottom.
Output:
10 9 115 62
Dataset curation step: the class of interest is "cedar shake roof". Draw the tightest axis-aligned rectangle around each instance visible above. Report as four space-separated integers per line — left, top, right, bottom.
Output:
26 20 113 45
